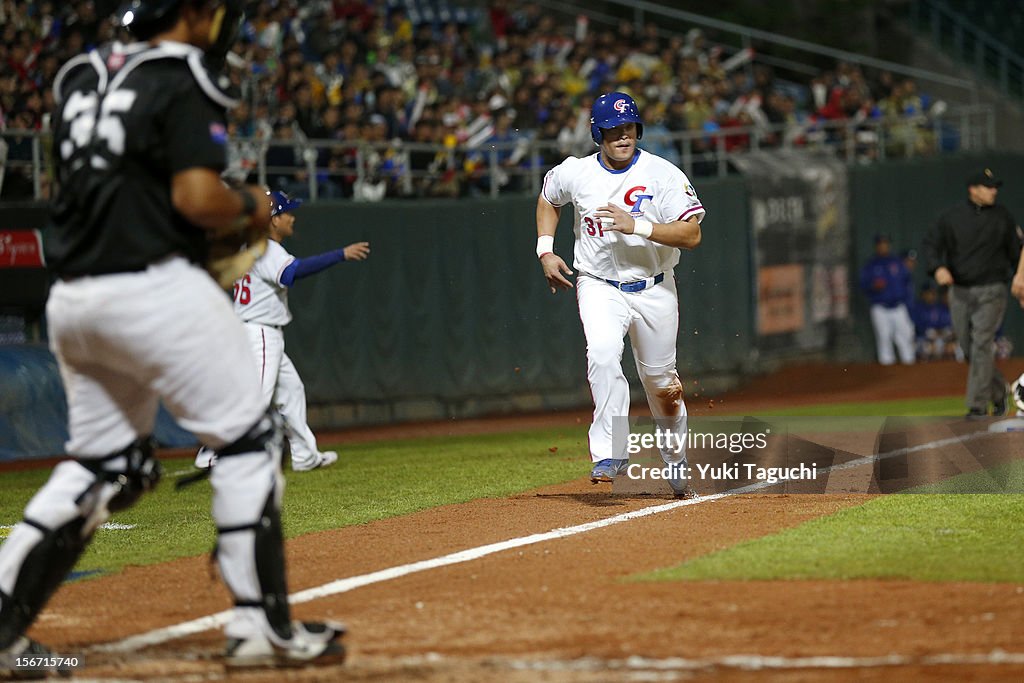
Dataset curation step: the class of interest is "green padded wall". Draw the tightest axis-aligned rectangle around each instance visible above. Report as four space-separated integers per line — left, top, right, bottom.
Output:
282 177 752 416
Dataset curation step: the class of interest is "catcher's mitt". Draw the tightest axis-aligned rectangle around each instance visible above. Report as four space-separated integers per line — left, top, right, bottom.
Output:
206 180 271 289
206 224 268 289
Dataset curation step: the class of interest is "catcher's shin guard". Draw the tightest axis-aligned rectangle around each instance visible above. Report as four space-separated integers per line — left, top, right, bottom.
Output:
210 412 294 641
0 439 159 648
0 516 89 648
216 492 292 641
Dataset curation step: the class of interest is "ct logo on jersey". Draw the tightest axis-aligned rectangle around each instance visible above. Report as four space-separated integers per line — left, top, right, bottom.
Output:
613 98 630 113
624 185 654 216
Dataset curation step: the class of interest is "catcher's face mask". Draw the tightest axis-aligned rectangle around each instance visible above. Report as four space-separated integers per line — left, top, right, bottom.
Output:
205 0 245 70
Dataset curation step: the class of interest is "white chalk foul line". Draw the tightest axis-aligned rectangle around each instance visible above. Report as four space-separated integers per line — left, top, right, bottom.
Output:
96 428 997 654
95 493 717 653
506 651 1024 672
0 523 135 531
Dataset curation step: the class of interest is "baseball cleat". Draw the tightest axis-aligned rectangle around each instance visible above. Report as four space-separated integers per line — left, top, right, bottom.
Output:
225 620 346 668
292 450 338 472
663 464 697 499
0 636 67 679
590 458 629 483
670 482 700 500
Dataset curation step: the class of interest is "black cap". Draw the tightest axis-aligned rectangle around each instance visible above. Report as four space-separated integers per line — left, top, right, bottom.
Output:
967 168 1003 188
873 233 891 244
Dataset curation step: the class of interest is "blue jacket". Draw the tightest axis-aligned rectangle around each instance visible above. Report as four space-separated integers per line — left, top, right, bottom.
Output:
910 300 951 338
860 255 912 307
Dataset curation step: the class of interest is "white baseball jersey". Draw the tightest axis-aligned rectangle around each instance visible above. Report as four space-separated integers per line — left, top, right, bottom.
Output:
225 240 326 466
233 240 294 326
542 149 705 283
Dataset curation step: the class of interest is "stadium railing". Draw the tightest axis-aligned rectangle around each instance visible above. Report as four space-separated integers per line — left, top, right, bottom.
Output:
908 0 1024 100
0 103 995 202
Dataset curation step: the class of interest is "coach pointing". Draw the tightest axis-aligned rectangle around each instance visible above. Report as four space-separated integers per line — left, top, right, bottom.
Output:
922 168 1022 417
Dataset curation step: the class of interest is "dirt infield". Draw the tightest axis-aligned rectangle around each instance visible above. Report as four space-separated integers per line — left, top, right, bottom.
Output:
18 359 1024 681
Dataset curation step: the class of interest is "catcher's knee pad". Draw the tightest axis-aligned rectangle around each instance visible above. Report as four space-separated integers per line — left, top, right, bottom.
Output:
218 411 281 459
0 440 159 647
76 437 162 516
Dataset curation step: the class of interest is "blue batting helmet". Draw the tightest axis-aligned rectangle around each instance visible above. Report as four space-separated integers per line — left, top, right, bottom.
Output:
269 190 303 217
590 92 644 144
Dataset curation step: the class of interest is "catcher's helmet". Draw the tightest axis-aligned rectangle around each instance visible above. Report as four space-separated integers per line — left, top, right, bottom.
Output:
590 92 644 144
119 0 245 67
117 0 180 31
269 190 303 217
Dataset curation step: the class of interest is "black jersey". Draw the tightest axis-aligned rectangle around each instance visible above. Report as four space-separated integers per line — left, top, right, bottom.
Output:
46 41 240 276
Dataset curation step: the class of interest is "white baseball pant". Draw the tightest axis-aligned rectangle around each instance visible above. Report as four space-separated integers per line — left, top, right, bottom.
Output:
245 323 321 467
576 273 687 464
869 303 916 365
48 257 264 453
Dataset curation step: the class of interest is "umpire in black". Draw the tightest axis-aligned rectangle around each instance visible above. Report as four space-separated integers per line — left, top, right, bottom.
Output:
922 168 1022 417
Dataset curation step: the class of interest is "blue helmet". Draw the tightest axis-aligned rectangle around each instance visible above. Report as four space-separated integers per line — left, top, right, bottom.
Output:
590 92 644 144
269 190 303 217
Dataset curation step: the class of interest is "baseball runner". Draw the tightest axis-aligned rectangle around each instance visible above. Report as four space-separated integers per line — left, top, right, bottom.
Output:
0 1 346 673
195 191 369 471
536 91 703 498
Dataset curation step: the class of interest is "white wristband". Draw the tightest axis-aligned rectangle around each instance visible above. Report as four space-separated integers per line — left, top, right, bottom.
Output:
632 219 654 238
536 235 554 258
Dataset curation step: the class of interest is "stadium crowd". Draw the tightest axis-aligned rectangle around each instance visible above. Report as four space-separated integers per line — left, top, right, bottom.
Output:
1 0 947 200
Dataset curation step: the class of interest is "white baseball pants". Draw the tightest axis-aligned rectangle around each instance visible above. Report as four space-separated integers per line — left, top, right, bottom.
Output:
47 257 264 453
245 323 321 467
576 274 687 463
869 303 916 365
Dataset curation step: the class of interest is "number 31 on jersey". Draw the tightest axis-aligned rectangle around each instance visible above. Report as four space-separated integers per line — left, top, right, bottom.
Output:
583 216 606 237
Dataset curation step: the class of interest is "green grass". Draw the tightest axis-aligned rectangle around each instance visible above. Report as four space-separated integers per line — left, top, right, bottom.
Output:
0 427 587 575
635 461 1024 584
0 393 1012 582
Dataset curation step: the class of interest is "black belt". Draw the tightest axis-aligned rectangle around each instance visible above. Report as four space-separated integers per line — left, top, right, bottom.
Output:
243 321 282 329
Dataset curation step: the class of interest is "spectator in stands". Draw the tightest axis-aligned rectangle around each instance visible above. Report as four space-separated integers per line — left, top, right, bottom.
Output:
0 0 964 202
643 101 681 166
